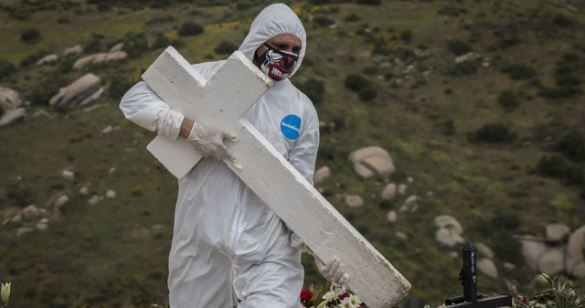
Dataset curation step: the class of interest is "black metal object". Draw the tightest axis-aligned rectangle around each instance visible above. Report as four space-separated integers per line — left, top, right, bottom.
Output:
445 242 513 308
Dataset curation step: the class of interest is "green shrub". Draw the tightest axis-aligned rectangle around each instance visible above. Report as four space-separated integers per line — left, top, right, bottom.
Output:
84 38 102 53
501 64 536 80
447 39 472 56
538 86 580 99
0 59 16 79
313 15 335 27
400 29 413 43
125 33 149 57
362 66 378 75
213 41 238 55
19 50 50 67
536 154 570 178
470 123 516 143
178 22 204 36
27 73 66 105
358 86 377 101
555 130 585 162
109 75 136 101
345 13 360 22
498 90 520 111
344 74 371 92
298 78 325 104
437 6 466 17
449 59 480 76
553 13 575 28
150 34 170 50
20 28 40 43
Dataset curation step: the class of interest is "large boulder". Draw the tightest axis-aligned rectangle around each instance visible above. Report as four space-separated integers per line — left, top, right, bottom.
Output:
35 54 58 66
73 51 127 69
348 146 395 179
538 248 565 276
566 225 585 274
434 215 464 248
0 87 24 109
63 44 83 57
0 108 26 127
546 223 570 243
520 240 548 271
475 242 495 259
477 258 498 279
49 73 103 109
381 183 397 200
344 194 363 208
313 166 330 185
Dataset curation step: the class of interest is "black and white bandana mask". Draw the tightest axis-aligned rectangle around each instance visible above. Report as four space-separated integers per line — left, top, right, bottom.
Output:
255 43 299 81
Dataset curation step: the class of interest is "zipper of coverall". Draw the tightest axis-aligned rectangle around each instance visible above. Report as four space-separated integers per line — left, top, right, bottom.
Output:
230 201 244 258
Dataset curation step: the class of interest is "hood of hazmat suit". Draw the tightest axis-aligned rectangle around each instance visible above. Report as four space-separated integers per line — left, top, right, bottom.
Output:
119 3 319 308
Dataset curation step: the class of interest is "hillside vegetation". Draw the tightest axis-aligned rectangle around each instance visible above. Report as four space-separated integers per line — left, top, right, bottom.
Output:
0 0 584 307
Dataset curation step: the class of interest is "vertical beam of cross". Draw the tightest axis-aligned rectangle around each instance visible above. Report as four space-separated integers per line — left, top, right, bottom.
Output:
142 47 411 307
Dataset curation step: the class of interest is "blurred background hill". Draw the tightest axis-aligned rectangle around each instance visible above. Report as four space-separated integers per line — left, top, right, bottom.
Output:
0 0 584 307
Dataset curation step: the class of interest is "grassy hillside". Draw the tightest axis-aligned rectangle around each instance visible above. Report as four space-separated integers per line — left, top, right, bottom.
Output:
0 0 584 307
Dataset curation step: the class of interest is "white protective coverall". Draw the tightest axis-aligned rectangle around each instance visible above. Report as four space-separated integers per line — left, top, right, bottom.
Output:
119 4 318 308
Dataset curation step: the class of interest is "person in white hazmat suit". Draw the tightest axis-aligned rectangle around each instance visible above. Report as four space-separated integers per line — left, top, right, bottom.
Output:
120 3 349 307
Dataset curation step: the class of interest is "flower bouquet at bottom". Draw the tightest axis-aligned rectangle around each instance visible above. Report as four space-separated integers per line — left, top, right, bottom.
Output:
300 283 364 308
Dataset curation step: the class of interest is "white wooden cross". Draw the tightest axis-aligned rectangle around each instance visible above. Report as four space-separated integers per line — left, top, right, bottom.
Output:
142 46 411 307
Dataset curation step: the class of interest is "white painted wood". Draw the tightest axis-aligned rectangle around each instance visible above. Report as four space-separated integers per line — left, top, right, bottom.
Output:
142 46 411 307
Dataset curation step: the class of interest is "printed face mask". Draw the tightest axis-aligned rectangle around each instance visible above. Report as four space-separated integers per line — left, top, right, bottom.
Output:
255 43 299 81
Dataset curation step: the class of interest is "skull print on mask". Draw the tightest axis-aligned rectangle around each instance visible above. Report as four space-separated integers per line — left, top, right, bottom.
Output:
255 43 299 81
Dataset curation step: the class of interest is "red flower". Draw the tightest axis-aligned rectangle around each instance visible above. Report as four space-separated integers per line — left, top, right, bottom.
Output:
339 291 349 300
300 289 314 303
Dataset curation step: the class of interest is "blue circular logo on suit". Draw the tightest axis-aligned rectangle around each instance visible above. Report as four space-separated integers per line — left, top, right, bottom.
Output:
280 114 301 141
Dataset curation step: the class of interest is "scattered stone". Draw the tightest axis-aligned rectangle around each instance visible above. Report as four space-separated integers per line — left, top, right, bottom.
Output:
63 44 83 57
426 191 434 197
455 52 480 64
503 262 516 270
35 221 48 231
477 258 498 279
348 146 395 179
406 177 414 183
100 125 113 135
435 228 464 247
10 213 22 224
21 205 39 219
435 215 464 247
313 166 331 185
106 190 117 199
434 215 463 234
395 231 408 240
53 195 69 209
62 169 75 181
520 240 548 272
538 248 565 276
448 251 458 258
566 225 585 273
546 223 570 243
73 51 128 69
88 195 100 205
0 108 26 128
16 226 34 237
398 184 407 195
344 194 363 208
475 242 495 259
79 184 91 195
109 42 124 52
0 86 24 109
39 218 49 224
35 54 58 66
49 73 104 109
386 210 397 223
108 167 116 174
399 195 419 213
381 183 397 200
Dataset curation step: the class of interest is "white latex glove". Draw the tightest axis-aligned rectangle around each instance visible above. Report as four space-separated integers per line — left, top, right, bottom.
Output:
315 256 350 286
188 120 238 161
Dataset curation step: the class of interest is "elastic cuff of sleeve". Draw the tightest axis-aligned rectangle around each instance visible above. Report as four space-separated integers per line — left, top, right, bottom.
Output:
157 108 185 140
